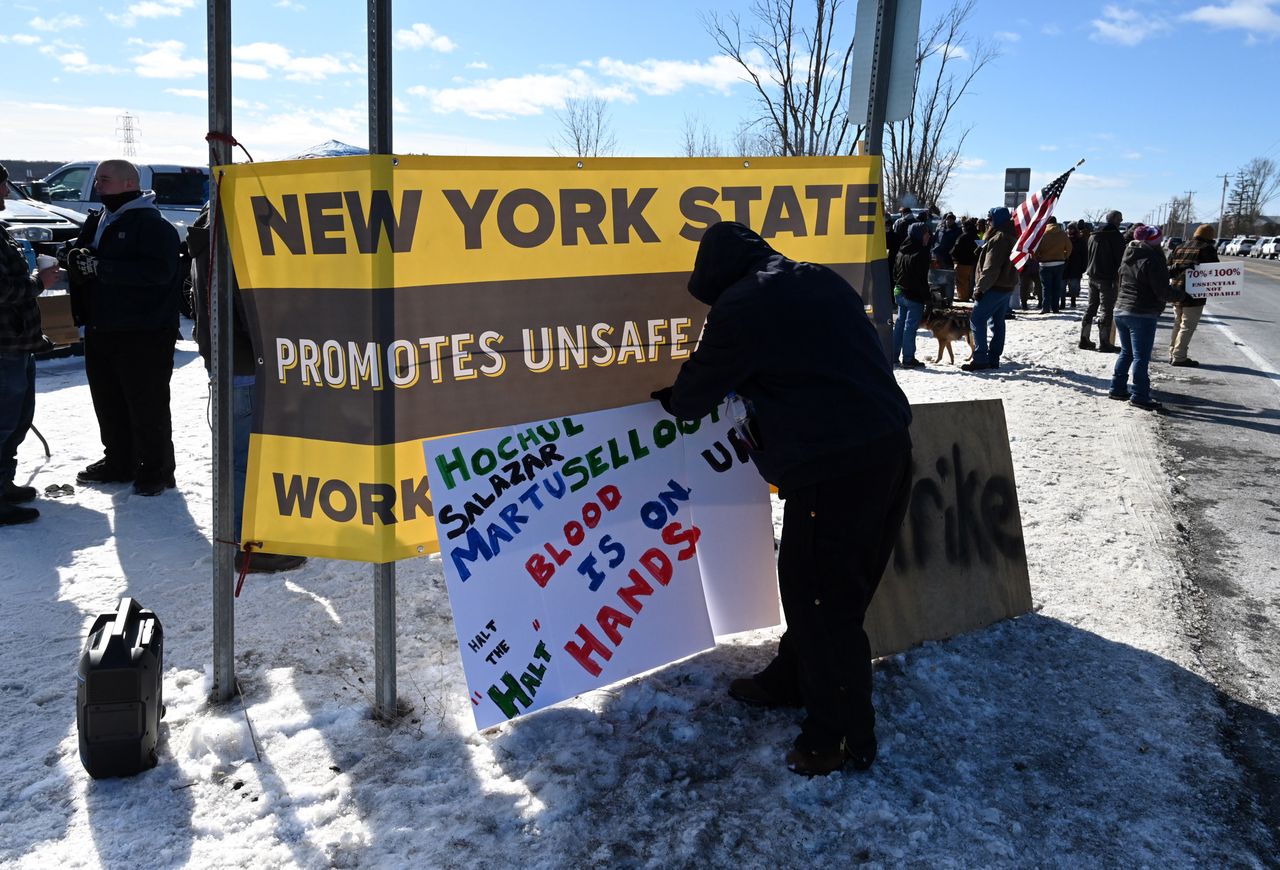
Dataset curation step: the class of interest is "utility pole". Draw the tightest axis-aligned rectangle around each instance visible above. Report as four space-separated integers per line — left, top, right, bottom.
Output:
1216 173 1229 239
1182 190 1195 238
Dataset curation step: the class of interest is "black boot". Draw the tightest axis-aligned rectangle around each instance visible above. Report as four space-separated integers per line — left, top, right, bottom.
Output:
0 502 39 525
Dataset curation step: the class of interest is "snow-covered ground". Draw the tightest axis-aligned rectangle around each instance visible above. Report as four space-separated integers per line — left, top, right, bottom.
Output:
1 311 1270 868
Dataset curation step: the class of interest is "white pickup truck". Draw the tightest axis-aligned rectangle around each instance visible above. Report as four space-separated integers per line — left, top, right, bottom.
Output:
29 161 210 241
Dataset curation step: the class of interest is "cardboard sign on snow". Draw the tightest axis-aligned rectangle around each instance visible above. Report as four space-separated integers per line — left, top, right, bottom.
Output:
424 401 778 730
1185 263 1243 299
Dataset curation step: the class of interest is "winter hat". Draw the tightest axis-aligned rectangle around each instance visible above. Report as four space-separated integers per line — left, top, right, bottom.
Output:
907 221 930 244
987 206 1011 227
1134 224 1162 245
1046 215 1058 225
1194 224 1215 241
1105 209 1123 226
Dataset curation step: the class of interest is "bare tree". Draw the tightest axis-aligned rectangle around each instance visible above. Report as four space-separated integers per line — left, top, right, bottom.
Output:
702 0 862 156
680 113 723 157
1225 157 1280 233
551 97 617 158
884 0 998 209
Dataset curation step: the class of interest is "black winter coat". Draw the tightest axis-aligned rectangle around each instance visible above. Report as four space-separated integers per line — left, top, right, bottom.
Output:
187 204 257 376
1086 224 1126 281
893 239 932 304
669 222 912 492
1064 231 1088 280
69 200 181 333
1117 241 1180 316
951 229 979 266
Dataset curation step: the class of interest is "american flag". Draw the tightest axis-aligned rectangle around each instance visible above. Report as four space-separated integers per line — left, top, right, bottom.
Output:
1011 161 1083 271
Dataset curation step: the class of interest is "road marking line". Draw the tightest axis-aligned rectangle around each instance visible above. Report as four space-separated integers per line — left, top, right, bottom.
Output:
1202 313 1280 401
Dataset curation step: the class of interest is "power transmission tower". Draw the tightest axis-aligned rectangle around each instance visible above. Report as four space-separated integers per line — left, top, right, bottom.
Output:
116 113 139 158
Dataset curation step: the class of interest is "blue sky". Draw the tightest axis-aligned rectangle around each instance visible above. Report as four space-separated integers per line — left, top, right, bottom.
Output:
4 0 1280 223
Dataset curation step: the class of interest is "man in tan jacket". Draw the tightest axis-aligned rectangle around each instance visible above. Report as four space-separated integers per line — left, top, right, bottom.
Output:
1035 216 1072 313
963 206 1019 371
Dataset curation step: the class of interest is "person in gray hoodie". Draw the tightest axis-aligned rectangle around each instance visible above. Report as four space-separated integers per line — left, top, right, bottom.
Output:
64 159 181 496
1108 224 1182 410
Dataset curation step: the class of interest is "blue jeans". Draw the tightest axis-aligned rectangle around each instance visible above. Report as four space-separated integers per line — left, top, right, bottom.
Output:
892 297 924 363
233 379 255 538
1039 264 1065 313
0 352 36 484
1111 314 1158 402
970 289 1013 365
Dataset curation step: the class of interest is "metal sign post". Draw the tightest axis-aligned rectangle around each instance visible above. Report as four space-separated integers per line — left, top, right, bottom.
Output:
368 0 400 722
207 0 236 704
850 0 922 360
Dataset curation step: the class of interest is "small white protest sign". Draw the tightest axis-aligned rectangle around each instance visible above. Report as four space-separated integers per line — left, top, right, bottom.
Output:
1186 263 1243 299
424 401 778 730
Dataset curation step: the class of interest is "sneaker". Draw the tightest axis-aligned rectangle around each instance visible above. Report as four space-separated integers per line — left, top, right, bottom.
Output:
785 734 877 777
1078 339 1097 350
728 676 802 709
1 482 36 503
961 360 992 372
1107 390 1131 400
77 459 134 485
1170 358 1200 368
235 551 308 574
0 502 39 526
1130 397 1164 411
900 358 925 369
133 474 176 497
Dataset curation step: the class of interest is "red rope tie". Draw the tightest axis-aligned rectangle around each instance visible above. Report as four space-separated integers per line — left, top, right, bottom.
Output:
205 131 255 163
235 541 262 598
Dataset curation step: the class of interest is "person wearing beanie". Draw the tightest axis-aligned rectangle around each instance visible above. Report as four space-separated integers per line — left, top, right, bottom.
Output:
963 207 1019 372
892 220 933 368
1082 209 1126 351
1063 220 1090 308
1109 224 1182 410
0 163 62 525
1164 224 1219 366
952 217 980 302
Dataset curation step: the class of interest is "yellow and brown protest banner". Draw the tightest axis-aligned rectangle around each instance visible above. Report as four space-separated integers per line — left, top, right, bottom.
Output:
217 155 887 562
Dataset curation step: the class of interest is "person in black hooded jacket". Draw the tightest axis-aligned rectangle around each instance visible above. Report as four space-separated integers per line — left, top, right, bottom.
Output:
651 221 913 776
892 220 932 368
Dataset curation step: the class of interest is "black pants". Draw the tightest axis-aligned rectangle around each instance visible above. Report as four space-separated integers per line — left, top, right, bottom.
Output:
1080 278 1118 344
759 437 913 750
84 329 176 483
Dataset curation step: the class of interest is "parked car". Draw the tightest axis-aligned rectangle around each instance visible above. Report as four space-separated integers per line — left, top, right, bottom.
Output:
1248 236 1273 258
1225 237 1258 256
29 161 210 240
1262 237 1280 259
1215 238 1231 254
1 179 84 257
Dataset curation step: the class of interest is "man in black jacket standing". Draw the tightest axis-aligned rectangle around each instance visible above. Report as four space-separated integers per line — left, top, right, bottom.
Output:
66 160 181 496
652 222 913 776
1081 210 1125 352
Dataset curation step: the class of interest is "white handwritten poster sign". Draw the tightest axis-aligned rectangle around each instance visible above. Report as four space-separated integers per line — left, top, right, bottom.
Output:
424 402 778 729
1186 263 1243 299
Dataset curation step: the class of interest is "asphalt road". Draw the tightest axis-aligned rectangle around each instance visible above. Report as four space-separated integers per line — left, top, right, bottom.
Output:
1155 254 1280 855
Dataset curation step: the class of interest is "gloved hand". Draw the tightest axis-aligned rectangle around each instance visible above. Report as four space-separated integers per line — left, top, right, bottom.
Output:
973 290 984 302
650 387 675 416
67 248 99 282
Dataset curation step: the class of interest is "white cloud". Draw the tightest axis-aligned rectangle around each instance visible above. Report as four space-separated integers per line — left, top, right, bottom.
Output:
1071 173 1131 191
109 0 196 27
1122 151 1143 160
409 70 607 119
0 34 42 45
1183 0 1280 36
29 14 84 31
592 55 746 95
275 0 305 8
1090 5 1171 45
466 61 489 70
994 31 1022 42
1042 23 1063 35
164 87 205 98
231 42 360 82
1040 144 1060 152
956 157 987 169
38 43 120 74
131 39 206 79
395 23 457 53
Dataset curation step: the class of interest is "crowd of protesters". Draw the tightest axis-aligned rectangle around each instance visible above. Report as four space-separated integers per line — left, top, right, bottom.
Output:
887 204 1218 411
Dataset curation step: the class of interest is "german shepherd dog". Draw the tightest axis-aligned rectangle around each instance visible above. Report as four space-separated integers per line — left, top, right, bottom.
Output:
921 305 974 364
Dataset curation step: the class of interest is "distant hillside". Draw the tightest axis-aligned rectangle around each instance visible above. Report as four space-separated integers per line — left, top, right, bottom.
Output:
1 160 66 182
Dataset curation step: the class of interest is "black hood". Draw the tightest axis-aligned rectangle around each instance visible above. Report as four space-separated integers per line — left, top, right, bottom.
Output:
687 221 778 305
